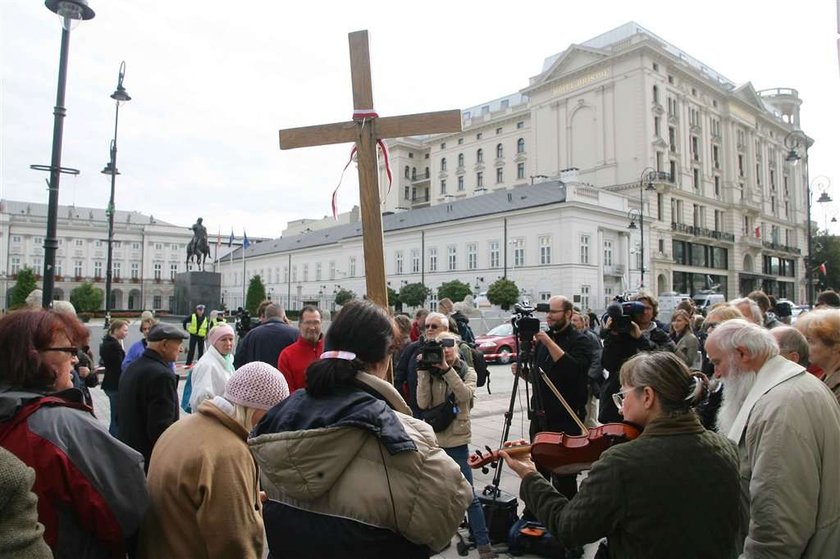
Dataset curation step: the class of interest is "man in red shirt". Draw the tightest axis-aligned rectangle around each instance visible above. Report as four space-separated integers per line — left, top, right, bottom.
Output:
277 306 324 392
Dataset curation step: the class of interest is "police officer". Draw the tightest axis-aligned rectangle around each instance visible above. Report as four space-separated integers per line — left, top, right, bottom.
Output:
182 304 208 367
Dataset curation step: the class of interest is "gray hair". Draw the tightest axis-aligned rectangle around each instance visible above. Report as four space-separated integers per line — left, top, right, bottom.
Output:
425 312 448 329
771 326 809 366
707 319 779 362
264 303 285 320
730 297 762 325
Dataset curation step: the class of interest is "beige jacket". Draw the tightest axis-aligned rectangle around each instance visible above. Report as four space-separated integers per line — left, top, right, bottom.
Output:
727 355 840 558
416 360 476 448
249 373 472 552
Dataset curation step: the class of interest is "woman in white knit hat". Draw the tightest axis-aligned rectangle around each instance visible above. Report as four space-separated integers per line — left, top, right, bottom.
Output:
140 362 289 559
188 323 236 411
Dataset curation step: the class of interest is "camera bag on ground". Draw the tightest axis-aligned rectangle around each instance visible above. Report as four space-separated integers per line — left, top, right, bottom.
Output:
507 518 565 557
477 485 519 544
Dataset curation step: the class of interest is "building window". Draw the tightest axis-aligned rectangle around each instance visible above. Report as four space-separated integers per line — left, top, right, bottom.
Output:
154 263 162 280
349 257 356 277
738 154 745 177
292 265 298 283
496 168 503 183
489 241 500 268
513 239 525 267
457 153 464 168
580 235 590 264
12 236 21 244
448 245 457 271
329 261 336 280
580 285 590 311
74 261 84 278
404 185 410 200
154 242 162 250
152 295 161 309
411 249 420 273
440 180 446 194
477 172 483 188
458 176 465 191
693 168 700 190
476 132 483 140
441 158 447 171
496 144 503 158
404 165 410 178
10 257 21 274
654 116 661 137
94 261 103 278
113 262 120 279
539 236 552 265
517 163 525 179
458 138 464 145
467 243 477 270
132 242 140 250
303 264 309 282
476 149 483 163
440 143 446 149
395 251 404 274
517 121 524 129
652 85 659 103
429 247 438 272
714 175 721 198
669 127 677 152
712 144 720 169
170 263 178 279
604 240 613 266
496 127 503 135
691 136 699 160
75 239 84 247
517 138 525 153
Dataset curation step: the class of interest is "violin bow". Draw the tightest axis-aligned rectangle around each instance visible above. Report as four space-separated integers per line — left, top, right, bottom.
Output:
537 366 589 436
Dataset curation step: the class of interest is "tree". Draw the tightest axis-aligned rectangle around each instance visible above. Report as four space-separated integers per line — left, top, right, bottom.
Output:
811 231 840 294
9 266 38 309
334 288 356 306
387 286 399 307
70 282 103 313
436 279 472 303
399 282 431 307
245 274 267 315
487 278 519 310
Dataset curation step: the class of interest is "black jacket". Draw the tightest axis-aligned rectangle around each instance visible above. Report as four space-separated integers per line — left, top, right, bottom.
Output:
394 339 423 418
99 334 125 391
117 348 179 471
233 318 298 369
532 325 591 434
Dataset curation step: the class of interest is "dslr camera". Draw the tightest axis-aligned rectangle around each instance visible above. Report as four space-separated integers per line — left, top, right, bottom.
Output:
605 298 647 334
418 337 456 371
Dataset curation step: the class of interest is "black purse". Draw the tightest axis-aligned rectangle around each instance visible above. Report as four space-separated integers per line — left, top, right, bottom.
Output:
423 393 459 432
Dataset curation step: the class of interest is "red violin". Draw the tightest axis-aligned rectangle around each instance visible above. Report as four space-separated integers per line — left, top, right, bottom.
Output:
468 422 642 476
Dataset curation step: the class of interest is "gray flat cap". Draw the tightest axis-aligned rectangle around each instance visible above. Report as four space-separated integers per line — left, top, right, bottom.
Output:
147 323 189 342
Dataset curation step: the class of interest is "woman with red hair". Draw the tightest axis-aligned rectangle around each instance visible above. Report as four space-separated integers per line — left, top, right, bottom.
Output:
0 309 148 558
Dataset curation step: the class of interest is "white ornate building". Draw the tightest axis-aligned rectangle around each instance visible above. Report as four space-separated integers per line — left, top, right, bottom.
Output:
378 22 810 303
0 200 197 312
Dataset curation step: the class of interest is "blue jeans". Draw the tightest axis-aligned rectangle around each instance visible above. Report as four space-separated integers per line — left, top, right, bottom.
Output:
105 389 119 437
444 444 490 547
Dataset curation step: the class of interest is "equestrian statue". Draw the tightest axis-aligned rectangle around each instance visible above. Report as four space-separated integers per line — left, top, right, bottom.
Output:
186 217 210 271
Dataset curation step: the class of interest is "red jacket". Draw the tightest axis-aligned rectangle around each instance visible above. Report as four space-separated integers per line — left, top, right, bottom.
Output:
277 336 325 392
0 388 148 557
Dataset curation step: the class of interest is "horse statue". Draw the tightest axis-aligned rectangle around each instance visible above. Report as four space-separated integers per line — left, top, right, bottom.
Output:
186 217 211 271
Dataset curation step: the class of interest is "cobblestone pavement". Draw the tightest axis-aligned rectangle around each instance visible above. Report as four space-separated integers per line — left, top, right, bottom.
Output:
89 362 599 559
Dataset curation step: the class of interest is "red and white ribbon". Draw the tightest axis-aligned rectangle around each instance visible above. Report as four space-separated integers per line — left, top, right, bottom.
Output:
330 109 393 219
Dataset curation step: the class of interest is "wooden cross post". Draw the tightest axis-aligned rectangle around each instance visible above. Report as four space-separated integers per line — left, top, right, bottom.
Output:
278 30 461 310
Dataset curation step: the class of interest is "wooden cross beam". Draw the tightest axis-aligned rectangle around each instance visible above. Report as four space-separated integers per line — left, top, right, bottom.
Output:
278 30 462 310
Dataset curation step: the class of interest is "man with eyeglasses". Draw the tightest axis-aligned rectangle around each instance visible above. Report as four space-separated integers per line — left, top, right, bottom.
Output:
118 323 189 471
277 306 324 392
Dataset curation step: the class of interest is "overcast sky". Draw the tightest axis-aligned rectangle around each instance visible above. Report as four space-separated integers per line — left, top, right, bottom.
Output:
2 0 839 239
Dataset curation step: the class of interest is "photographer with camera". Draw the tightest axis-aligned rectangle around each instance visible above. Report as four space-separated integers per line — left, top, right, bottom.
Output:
416 330 495 559
599 290 675 423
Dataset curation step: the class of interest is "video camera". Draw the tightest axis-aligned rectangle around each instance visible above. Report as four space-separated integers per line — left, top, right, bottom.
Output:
511 301 544 342
605 296 648 334
234 307 252 337
417 337 456 372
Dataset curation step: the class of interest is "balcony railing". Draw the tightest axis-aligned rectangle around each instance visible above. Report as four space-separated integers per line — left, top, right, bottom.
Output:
762 241 801 255
671 222 735 242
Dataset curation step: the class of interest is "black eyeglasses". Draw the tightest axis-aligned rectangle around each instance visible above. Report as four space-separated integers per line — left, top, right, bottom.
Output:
43 346 78 356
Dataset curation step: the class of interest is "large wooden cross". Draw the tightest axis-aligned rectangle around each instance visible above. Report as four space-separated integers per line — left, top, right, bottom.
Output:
278 30 462 309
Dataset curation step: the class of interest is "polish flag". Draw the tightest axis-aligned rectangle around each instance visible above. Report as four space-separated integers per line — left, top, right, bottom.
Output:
754 226 761 238
819 262 827 275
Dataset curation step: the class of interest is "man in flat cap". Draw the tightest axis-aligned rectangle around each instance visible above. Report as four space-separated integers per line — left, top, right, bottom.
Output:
118 323 189 471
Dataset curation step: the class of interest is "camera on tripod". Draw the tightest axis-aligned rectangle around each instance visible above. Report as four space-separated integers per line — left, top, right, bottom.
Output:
605 297 647 334
234 307 252 337
511 302 543 342
417 337 456 371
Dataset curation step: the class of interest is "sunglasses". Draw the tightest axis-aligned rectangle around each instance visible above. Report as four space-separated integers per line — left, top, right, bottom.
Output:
43 346 78 356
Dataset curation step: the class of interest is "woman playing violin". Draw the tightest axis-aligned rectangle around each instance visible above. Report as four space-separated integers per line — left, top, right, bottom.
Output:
501 352 744 559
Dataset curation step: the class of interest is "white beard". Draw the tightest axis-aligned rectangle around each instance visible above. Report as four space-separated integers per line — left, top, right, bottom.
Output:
716 359 758 436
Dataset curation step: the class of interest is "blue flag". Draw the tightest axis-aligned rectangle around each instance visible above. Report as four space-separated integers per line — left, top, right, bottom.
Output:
228 229 234 247
243 231 250 250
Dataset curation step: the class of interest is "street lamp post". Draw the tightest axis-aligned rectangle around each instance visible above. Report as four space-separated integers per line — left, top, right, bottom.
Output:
784 130 814 306
634 168 657 288
30 0 95 308
102 61 131 328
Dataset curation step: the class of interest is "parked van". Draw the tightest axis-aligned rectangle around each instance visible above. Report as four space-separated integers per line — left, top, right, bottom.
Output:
658 292 692 324
692 292 725 316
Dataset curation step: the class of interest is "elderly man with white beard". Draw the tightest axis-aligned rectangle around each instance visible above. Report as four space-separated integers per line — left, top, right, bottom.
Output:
705 319 840 558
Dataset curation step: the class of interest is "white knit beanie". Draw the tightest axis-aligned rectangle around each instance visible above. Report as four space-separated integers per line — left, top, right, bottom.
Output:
224 361 290 410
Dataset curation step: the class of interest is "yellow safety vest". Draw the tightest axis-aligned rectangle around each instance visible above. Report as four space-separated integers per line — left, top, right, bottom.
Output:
188 314 208 337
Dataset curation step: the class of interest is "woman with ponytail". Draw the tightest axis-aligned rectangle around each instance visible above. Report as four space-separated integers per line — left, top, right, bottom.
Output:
501 352 744 559
249 299 472 559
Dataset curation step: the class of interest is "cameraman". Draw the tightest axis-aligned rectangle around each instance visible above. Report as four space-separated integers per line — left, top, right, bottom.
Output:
416 331 494 559
599 290 675 423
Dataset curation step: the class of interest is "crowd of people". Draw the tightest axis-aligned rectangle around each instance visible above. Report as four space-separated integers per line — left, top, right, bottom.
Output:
2 287 840 558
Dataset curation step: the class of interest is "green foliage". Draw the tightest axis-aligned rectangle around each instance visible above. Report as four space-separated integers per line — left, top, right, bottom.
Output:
811 231 840 294
487 278 519 310
436 279 472 303
70 282 103 313
334 288 356 306
387 286 399 307
10 267 38 309
399 282 431 307
245 274 267 315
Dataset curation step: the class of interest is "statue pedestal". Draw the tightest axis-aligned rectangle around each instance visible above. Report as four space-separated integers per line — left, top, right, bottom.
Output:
174 271 221 315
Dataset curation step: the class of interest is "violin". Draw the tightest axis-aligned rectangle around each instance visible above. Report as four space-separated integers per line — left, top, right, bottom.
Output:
468 422 642 475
